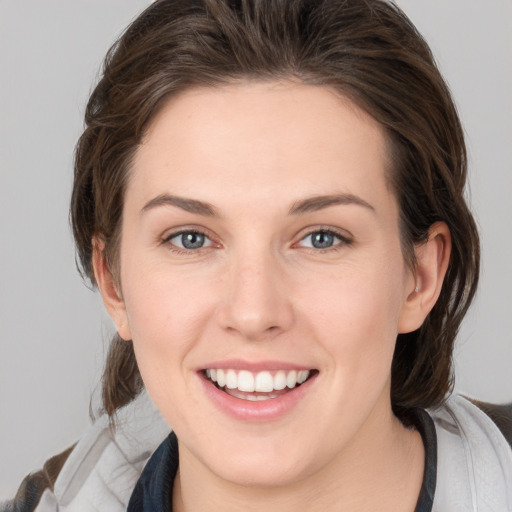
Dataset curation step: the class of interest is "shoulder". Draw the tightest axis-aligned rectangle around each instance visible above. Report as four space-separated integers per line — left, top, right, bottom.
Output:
428 394 512 511
0 445 74 512
1 392 169 512
467 398 512 448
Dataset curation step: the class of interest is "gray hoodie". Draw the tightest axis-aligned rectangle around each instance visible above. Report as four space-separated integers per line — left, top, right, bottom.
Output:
3 393 511 511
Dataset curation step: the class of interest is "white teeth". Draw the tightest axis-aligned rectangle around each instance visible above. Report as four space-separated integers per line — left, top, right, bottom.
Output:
245 394 271 401
255 371 273 392
286 370 297 389
216 369 226 387
273 371 287 390
225 369 238 389
297 370 309 384
238 370 255 392
205 368 311 393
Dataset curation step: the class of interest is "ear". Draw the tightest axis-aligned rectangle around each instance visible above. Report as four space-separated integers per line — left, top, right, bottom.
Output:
398 222 451 334
92 237 132 341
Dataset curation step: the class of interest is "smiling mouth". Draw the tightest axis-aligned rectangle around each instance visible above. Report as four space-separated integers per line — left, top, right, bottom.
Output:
203 368 317 401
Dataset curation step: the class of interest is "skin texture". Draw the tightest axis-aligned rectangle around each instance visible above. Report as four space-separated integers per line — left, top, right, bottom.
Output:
94 82 451 511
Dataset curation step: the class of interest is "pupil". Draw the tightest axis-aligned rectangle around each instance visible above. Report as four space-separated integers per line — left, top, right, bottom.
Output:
182 232 204 249
312 232 333 249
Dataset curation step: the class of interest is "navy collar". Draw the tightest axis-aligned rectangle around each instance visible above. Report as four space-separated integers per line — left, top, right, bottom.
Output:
127 430 178 512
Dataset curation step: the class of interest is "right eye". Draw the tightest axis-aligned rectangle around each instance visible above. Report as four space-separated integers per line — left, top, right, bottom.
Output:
165 230 214 251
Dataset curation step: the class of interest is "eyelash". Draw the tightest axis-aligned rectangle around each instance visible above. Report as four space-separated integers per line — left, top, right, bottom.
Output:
161 227 352 255
162 229 216 255
295 228 352 253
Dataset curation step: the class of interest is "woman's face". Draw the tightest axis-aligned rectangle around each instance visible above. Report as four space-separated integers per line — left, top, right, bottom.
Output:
111 82 419 486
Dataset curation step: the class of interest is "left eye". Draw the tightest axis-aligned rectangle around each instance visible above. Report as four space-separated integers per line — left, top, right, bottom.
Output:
298 230 346 250
167 231 213 250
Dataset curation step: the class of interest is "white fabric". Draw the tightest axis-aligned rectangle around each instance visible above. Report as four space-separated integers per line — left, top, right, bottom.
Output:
431 395 512 511
34 393 511 511
35 391 170 512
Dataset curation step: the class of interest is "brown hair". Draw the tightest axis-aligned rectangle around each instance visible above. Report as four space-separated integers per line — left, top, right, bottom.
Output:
71 0 479 418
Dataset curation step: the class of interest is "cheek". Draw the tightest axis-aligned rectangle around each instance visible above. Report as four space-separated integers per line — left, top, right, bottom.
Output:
299 255 406 376
126 270 210 335
121 267 219 426
120 261 217 378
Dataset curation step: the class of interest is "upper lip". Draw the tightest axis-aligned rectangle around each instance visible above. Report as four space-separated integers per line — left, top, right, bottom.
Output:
199 359 315 372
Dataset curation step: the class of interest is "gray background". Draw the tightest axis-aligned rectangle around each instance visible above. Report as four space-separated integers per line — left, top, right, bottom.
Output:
1 0 511 499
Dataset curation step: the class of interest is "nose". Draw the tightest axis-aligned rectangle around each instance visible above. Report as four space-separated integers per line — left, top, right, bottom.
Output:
218 252 294 341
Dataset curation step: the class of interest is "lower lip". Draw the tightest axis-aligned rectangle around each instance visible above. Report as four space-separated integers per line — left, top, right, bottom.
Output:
199 372 317 422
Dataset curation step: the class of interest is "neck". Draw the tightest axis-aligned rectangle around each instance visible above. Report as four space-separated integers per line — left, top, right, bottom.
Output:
173 402 425 512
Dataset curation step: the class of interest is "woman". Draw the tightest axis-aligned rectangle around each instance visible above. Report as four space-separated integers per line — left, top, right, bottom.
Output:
4 0 511 511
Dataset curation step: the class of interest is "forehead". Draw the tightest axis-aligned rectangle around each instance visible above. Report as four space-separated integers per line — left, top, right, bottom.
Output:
129 81 394 215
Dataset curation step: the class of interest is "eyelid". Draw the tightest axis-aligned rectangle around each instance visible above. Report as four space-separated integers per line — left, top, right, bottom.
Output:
294 226 353 250
161 226 220 253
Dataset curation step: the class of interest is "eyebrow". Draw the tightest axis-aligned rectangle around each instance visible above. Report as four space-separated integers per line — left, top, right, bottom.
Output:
289 194 375 215
141 194 218 217
141 192 375 217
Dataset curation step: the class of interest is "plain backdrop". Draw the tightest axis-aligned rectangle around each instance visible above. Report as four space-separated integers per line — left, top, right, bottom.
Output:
1 0 511 499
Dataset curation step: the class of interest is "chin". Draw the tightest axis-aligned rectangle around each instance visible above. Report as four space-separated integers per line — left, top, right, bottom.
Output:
191 435 321 489
214 459 310 489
